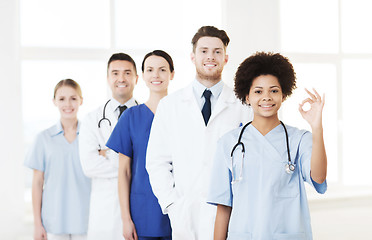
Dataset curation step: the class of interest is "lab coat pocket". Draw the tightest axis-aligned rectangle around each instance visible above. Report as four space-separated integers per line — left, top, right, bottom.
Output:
167 197 193 236
273 232 306 239
275 168 299 198
227 231 252 240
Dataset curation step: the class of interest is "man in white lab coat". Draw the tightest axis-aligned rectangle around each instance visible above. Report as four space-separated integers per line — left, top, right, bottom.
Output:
146 26 253 240
79 53 138 240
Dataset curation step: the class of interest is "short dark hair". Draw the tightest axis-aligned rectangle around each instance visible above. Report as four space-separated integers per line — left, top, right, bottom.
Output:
54 79 82 99
191 26 230 52
234 52 297 104
141 50 174 73
107 53 137 75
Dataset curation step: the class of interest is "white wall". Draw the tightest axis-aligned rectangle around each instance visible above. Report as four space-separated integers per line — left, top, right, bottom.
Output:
0 0 25 238
222 0 281 86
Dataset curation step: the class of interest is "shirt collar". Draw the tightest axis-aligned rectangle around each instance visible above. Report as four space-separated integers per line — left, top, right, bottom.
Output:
110 97 138 112
192 78 224 99
50 120 80 137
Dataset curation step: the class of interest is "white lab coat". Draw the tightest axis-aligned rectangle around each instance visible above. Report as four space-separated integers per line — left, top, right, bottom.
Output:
146 82 253 240
79 98 137 240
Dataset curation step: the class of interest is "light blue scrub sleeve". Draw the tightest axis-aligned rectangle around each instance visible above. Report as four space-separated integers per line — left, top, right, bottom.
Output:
207 136 233 207
106 109 133 158
24 133 45 171
298 131 327 194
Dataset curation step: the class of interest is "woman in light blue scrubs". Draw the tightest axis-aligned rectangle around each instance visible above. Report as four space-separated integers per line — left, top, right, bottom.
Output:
208 52 327 240
24 79 91 240
107 50 174 240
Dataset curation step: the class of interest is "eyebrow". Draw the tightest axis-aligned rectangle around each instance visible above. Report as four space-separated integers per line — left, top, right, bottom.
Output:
253 86 280 88
198 47 223 51
111 69 132 72
146 66 167 69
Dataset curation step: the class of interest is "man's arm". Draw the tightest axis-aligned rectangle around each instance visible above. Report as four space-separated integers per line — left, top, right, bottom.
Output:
79 113 119 178
146 100 178 213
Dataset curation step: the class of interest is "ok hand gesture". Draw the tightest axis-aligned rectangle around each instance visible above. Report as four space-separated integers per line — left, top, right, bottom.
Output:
299 88 325 130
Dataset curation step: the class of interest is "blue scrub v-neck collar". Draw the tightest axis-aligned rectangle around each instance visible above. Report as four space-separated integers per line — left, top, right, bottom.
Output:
142 103 154 117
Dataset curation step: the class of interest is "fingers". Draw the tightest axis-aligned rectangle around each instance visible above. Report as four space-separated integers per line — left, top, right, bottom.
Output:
301 97 314 106
134 230 138 240
306 88 325 102
322 93 326 106
305 88 321 101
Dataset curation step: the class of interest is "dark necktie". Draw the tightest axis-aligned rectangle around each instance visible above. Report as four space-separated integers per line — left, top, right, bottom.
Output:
202 89 212 125
118 105 127 119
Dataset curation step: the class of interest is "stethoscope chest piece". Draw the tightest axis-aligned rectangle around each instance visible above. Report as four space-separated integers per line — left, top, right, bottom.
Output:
285 163 295 174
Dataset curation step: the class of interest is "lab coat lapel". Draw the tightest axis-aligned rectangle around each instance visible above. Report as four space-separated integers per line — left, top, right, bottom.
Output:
181 84 208 128
208 85 235 125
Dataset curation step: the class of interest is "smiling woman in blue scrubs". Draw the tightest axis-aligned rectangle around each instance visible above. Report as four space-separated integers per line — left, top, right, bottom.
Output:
24 79 91 240
107 50 174 240
208 52 327 240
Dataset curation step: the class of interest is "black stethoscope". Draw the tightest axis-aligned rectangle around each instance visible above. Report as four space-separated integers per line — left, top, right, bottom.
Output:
230 121 295 184
98 99 138 128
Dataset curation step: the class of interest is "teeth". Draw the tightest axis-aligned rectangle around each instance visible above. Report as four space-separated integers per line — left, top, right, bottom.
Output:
117 85 127 88
152 81 161 84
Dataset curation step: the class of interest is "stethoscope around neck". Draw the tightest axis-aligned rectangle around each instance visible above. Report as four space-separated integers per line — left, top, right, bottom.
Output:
98 99 138 128
230 121 295 184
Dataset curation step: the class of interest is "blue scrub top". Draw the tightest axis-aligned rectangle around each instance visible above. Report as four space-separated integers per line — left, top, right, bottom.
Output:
208 123 327 240
107 104 171 237
24 121 91 234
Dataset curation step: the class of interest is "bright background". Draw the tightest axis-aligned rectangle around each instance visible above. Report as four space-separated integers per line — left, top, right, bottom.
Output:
1 0 372 239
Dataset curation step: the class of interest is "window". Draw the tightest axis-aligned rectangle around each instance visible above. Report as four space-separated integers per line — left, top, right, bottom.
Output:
280 0 372 185
20 0 110 48
20 0 223 188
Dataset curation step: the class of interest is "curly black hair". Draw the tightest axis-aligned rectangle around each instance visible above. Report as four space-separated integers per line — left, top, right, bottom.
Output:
234 52 297 104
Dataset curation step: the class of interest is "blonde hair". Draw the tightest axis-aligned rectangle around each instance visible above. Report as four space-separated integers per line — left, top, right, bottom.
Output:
53 79 82 99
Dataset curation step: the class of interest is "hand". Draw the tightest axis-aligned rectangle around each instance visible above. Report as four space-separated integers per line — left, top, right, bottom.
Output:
98 149 107 157
34 225 47 240
299 88 325 130
122 218 138 240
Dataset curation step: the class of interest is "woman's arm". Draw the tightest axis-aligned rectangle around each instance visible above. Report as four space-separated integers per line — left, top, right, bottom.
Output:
299 88 327 183
214 204 232 240
118 153 138 240
32 169 47 240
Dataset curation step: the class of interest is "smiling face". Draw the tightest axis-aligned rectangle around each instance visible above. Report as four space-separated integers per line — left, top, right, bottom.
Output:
246 74 284 121
53 86 83 120
191 36 228 84
142 55 174 94
107 60 138 104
